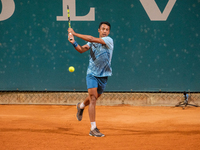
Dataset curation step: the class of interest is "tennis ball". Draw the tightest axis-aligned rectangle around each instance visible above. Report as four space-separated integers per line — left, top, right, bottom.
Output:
69 66 75 72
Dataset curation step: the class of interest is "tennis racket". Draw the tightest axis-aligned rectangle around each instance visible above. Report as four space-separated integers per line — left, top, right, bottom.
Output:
67 5 72 41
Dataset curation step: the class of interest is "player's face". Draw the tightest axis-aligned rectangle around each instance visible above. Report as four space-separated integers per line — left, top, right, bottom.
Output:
98 24 110 38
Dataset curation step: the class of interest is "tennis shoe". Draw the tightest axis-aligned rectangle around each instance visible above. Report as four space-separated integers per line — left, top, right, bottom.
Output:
89 128 105 137
76 102 84 121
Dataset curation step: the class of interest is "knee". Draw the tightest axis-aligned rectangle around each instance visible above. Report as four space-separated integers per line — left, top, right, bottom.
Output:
90 95 97 105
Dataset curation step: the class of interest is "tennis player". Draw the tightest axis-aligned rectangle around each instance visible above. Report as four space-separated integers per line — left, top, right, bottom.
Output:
68 22 114 137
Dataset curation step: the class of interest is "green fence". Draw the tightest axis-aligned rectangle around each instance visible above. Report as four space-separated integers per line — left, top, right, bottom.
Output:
0 0 200 92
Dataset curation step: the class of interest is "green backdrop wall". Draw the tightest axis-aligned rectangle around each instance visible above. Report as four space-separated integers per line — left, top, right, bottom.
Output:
0 0 200 92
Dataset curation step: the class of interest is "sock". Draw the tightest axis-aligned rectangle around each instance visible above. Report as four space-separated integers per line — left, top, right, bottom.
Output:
91 122 96 130
80 102 85 109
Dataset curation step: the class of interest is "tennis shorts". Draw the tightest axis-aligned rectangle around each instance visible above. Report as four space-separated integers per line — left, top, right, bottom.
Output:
86 74 108 94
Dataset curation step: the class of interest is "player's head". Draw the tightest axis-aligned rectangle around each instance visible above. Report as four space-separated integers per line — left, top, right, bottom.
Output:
99 22 111 30
98 21 111 38
183 91 186 95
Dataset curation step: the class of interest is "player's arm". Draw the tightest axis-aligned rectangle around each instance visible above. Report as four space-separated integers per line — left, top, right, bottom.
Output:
74 44 90 54
68 32 90 53
68 28 106 45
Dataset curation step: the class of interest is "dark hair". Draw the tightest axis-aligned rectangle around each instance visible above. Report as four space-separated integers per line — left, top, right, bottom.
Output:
99 21 111 30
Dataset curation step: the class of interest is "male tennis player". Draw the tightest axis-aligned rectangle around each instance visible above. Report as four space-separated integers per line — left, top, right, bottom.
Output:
68 22 114 137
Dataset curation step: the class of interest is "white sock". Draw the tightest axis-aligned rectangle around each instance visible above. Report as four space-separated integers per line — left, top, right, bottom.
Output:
80 102 85 109
91 122 96 130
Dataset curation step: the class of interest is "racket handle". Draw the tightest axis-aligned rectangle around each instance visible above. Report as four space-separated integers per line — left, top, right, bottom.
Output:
69 33 73 41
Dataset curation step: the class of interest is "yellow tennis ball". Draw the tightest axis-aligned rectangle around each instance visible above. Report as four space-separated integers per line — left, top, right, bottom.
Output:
69 66 75 72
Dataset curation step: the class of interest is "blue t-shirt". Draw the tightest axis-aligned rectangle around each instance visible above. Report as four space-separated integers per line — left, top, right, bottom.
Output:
86 36 114 77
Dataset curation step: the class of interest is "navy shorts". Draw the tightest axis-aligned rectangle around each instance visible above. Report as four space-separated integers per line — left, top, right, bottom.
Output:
86 74 108 94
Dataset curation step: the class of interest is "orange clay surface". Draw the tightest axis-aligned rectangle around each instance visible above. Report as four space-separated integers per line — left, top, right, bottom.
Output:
0 105 200 150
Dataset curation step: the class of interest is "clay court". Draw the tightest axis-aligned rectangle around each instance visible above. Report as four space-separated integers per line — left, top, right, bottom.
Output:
0 105 200 150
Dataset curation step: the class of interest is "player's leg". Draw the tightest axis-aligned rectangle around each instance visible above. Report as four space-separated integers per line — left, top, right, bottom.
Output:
88 87 105 137
76 74 99 121
88 76 107 137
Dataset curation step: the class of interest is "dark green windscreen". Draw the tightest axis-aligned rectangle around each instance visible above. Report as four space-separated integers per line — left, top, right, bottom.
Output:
0 0 199 92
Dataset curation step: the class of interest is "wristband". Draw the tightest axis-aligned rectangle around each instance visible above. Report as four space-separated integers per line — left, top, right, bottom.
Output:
72 41 78 48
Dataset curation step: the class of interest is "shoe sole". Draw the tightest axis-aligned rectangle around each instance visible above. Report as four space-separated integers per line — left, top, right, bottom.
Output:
89 133 105 137
76 102 81 121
